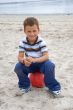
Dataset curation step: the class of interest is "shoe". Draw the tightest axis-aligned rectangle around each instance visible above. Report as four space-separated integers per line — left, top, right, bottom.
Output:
15 87 31 96
49 89 61 97
52 90 61 95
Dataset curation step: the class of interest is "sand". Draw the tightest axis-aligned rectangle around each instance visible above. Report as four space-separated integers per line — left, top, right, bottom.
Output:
0 14 73 110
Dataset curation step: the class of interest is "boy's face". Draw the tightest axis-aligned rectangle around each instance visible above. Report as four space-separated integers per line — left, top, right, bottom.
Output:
24 24 39 43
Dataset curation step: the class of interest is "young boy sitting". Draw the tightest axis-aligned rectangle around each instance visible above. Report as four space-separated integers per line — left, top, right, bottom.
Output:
14 17 61 96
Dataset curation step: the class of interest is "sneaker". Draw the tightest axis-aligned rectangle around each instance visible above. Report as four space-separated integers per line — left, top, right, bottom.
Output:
49 89 61 97
15 87 31 96
52 90 61 95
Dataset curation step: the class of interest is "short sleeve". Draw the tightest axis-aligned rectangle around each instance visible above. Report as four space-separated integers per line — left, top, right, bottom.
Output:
40 40 48 53
19 40 25 52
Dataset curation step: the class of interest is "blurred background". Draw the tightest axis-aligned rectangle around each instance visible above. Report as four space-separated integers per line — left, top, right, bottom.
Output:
0 0 73 14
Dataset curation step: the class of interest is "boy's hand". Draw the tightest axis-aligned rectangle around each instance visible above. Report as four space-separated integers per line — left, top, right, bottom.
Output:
18 52 32 67
24 59 32 67
26 56 36 63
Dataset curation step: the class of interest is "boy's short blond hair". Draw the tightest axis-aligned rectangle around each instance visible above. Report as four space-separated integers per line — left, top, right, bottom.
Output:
23 17 39 31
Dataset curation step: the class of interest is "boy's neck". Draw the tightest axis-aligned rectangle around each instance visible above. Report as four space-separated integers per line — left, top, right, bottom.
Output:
26 36 38 45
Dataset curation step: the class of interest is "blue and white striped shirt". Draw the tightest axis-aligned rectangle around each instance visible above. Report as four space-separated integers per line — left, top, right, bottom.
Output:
19 36 48 58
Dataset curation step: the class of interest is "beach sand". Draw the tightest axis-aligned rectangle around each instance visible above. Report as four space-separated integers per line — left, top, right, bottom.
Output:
0 14 73 110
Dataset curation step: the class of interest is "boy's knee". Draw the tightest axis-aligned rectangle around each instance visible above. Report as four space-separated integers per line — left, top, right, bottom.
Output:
14 62 23 73
44 60 55 69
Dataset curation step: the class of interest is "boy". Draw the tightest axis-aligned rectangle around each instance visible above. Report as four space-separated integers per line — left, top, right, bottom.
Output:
14 17 61 96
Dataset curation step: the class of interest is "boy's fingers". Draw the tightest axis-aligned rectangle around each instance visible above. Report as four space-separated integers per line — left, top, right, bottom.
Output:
25 63 31 67
27 59 33 63
25 60 32 66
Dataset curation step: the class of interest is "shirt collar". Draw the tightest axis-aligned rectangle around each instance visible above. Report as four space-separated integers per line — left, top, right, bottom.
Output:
26 36 38 45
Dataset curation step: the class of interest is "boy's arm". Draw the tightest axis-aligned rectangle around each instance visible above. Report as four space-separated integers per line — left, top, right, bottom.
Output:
27 51 49 63
18 52 24 63
35 51 49 63
18 52 31 67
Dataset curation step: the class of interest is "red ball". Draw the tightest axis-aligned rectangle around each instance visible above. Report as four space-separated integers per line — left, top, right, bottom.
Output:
29 71 44 88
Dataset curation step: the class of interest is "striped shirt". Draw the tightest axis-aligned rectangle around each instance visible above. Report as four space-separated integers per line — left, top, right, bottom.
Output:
19 36 48 58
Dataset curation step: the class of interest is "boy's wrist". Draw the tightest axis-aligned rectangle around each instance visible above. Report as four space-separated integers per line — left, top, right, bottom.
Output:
34 58 38 63
20 58 25 64
22 58 26 64
22 59 24 63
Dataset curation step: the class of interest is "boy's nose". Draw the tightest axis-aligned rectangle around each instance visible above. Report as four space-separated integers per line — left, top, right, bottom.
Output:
30 32 34 36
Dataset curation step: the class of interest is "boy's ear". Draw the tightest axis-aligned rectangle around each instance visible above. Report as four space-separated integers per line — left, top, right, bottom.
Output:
23 28 26 33
38 29 40 33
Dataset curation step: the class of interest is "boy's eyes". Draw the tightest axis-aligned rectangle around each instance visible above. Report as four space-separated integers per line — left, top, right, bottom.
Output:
28 31 31 33
33 30 37 32
28 30 37 33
